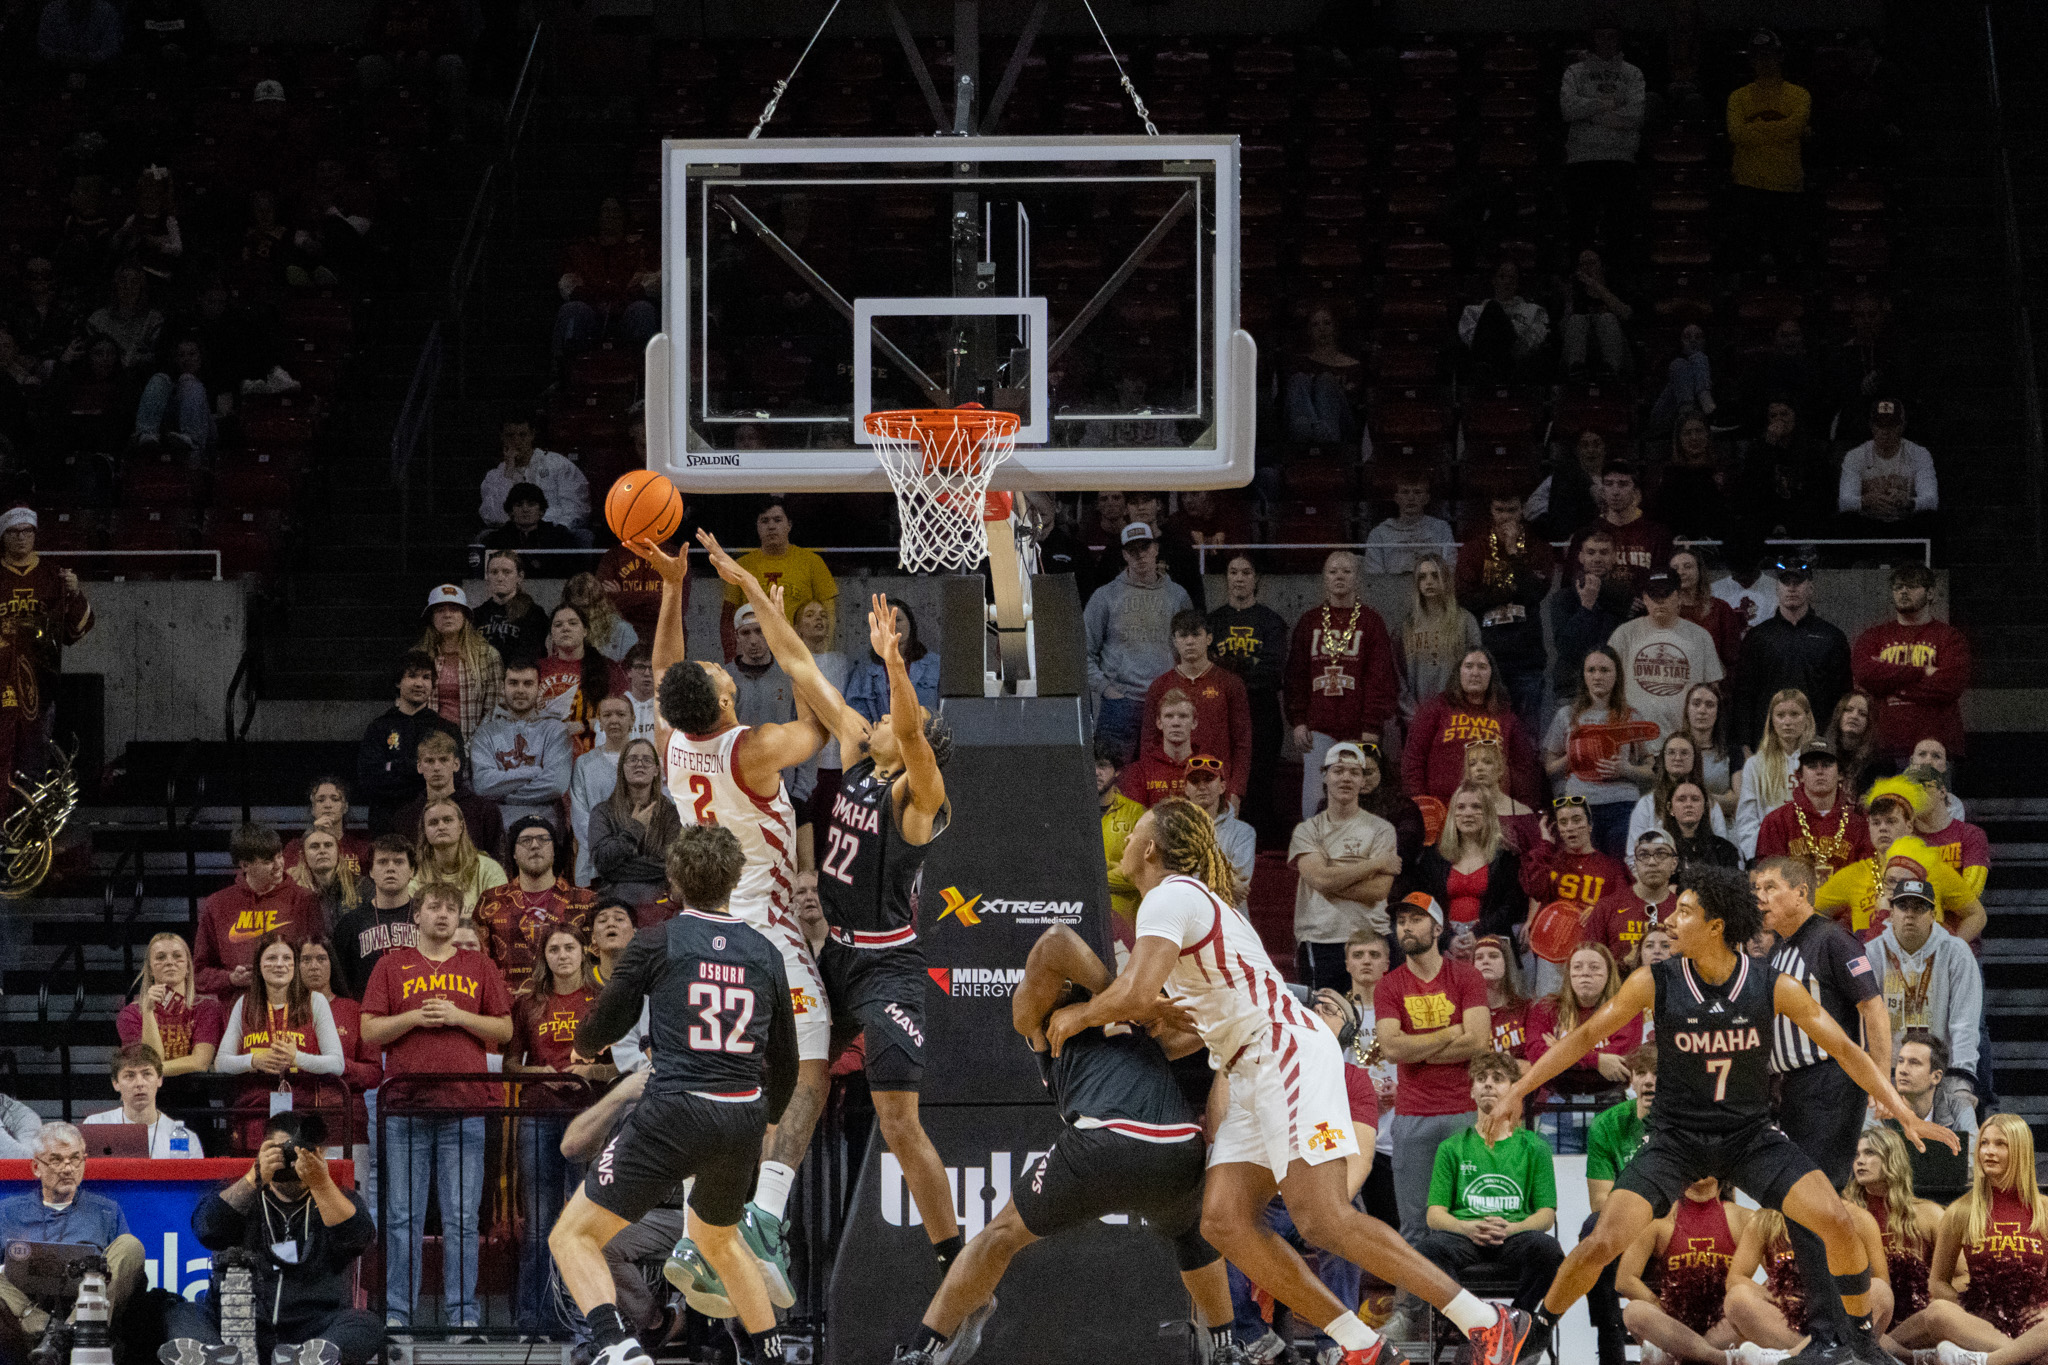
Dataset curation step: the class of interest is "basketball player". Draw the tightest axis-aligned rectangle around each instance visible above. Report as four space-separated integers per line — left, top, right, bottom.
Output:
1478 865 1958 1365
892 923 1240 1365
1047 798 1532 1365
696 529 965 1273
628 534 829 1308
548 826 797 1365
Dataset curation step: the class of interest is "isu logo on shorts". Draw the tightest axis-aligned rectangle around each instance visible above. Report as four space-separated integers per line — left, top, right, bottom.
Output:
1307 1122 1347 1152
791 986 818 1015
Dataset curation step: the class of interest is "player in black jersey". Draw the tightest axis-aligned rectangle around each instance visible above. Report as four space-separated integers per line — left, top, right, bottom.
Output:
1479 865 1957 1365
547 826 798 1365
700 532 966 1279
891 925 1241 1365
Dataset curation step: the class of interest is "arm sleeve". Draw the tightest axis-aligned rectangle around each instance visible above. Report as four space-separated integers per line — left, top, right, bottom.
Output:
295 993 346 1076
577 934 661 1053
343 1019 383 1093
1733 758 1766 861
1897 627 1972 706
1133 877 1211 947
534 724 575 802
467 730 515 799
1838 450 1864 512
1083 592 1110 696
194 904 232 997
1426 1141 1458 1210
0 1099 40 1159
1532 1143 1559 1210
216 1001 254 1073
1586 1117 1618 1181
553 455 592 529
1615 64 1646 127
1914 448 1939 513
606 1003 651 1074
589 807 640 878
360 957 395 1019
479 469 508 526
764 952 798 1122
189 1190 246 1252
1942 943 1983 1076
1558 66 1602 122
1228 673 1253 798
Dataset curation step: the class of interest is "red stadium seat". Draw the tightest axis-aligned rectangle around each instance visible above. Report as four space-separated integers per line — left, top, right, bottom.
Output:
1378 279 1453 328
655 41 722 85
1391 86 1458 124
1229 37 1296 77
1383 234 1454 274
1648 222 1715 267
1311 80 1372 124
1479 37 1542 75
203 510 286 577
1238 138 1288 173
1477 83 1539 121
1649 167 1714 216
1390 134 1457 175
1555 388 1633 440
1825 222 1891 271
1281 457 1353 501
240 397 317 449
566 344 641 397
210 462 294 511
1306 136 1369 175
1154 41 1214 82
120 456 204 509
1649 126 1712 165
1397 40 1460 79
34 511 97 553
1463 394 1542 443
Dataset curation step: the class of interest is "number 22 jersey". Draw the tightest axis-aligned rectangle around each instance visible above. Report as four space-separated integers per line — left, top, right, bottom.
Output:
818 755 937 947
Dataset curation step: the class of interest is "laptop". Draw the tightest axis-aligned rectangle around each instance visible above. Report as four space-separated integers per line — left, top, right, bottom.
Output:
82 1124 151 1159
3 1243 104 1298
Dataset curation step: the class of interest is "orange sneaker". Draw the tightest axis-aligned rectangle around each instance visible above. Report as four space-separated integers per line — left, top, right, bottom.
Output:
1468 1306 1533 1365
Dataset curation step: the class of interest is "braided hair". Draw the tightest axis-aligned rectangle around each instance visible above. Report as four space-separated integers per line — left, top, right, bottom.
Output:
1146 797 1242 906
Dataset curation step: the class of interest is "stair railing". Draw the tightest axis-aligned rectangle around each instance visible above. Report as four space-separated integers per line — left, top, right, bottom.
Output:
448 22 549 398
391 322 443 572
1985 3 2048 564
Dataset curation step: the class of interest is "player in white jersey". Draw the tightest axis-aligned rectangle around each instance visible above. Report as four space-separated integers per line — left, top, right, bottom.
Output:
1046 798 1532 1365
630 532 829 1312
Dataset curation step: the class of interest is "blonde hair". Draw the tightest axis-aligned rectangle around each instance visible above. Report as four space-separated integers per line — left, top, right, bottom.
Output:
1436 781 1504 863
418 797 484 894
1961 1113 2048 1247
563 573 626 653
1752 688 1815 812
134 932 196 1007
1553 941 1621 1034
1846 1125 1929 1256
415 613 498 689
1401 553 1467 667
1461 738 1505 790
1145 797 1242 906
287 829 360 910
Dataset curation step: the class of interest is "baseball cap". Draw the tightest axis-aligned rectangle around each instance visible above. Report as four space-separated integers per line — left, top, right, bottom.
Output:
253 79 286 102
1772 554 1814 583
1901 763 1945 788
1749 27 1783 50
1870 397 1906 427
1889 879 1937 908
1797 739 1838 766
1120 521 1157 547
422 584 470 616
1642 569 1678 598
1634 828 1677 852
1395 891 1445 927
733 603 759 629
1322 741 1370 770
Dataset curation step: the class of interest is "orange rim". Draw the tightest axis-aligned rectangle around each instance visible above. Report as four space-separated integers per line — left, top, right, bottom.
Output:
863 405 1022 442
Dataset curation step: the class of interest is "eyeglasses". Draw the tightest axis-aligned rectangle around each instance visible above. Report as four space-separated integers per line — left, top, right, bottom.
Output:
35 1153 84 1170
514 834 554 849
1551 795 1588 810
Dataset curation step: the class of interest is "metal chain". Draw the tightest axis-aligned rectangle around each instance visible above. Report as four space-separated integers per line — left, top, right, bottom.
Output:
748 0 846 139
1075 0 1159 135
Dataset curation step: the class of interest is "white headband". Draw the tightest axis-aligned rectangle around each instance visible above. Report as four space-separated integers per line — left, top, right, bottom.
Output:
0 508 36 533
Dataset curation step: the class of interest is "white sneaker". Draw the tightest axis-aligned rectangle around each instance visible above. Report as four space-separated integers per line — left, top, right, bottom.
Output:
1243 1330 1289 1363
1910 1351 1941 1365
1639 1343 1669 1365
1936 1345 1990 1365
592 1339 653 1365
1731 1345 1791 1365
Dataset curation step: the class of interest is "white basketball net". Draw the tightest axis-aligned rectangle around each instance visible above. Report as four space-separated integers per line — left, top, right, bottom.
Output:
864 408 1021 573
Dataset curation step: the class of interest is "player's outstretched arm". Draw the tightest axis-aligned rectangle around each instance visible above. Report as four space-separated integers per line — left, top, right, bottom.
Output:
1013 925 1113 1047
575 933 659 1057
560 1068 648 1162
1772 974 1959 1155
873 592 945 828
698 529 856 760
1044 936 1178 1056
628 537 690 691
1480 966 1655 1143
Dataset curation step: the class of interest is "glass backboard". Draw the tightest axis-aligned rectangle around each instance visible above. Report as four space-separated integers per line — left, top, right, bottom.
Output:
649 134 1254 492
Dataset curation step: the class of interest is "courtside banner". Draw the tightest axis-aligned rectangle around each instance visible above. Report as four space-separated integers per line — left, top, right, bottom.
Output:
917 697 1115 1106
827 1104 1193 1365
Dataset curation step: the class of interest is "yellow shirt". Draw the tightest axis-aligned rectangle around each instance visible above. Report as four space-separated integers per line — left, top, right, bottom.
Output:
724 545 837 621
1816 837 1973 935
1727 80 1811 193
1102 792 1146 920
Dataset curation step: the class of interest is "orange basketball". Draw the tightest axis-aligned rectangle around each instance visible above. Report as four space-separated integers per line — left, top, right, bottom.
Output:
605 471 684 545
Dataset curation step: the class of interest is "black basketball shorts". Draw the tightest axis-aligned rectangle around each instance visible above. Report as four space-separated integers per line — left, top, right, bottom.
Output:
1616 1118 1819 1219
583 1091 765 1227
822 939 928 1091
1011 1125 1215 1268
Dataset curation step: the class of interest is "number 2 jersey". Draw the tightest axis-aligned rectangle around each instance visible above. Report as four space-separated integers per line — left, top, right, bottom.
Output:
819 756 938 948
577 910 798 1112
666 724 797 920
1649 952 1779 1136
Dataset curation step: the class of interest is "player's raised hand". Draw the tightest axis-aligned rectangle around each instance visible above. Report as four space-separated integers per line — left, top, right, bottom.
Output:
627 536 689 585
869 593 902 663
1891 1108 1960 1156
767 583 787 620
693 528 754 589
1476 1086 1524 1146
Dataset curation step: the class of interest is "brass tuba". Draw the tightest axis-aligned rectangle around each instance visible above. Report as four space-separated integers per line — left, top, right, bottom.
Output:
1 744 77 898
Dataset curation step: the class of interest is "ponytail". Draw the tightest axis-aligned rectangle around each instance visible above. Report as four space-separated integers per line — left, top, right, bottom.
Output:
1148 797 1243 906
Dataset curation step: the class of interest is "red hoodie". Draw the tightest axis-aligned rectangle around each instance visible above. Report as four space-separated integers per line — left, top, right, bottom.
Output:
194 873 327 999
1400 696 1545 807
1518 840 1630 912
1283 599 1399 738
1852 618 1972 759
1139 663 1253 799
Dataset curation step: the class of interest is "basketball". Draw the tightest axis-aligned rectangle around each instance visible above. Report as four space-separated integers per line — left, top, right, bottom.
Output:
604 471 684 545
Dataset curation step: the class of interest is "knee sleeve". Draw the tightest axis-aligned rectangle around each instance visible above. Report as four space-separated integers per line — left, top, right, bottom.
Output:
1833 1266 1872 1297
1173 1229 1221 1273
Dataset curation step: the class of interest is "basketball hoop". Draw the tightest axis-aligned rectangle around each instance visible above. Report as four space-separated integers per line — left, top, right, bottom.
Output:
863 405 1021 574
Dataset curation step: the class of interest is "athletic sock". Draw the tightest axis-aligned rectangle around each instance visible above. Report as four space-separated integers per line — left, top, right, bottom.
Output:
911 1325 949 1356
586 1303 629 1349
1210 1326 1235 1358
1322 1313 1380 1352
754 1161 797 1221
1442 1291 1499 1335
727 1322 782 1365
933 1233 965 1272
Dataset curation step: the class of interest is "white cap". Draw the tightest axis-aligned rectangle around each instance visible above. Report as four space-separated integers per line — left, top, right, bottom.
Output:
1395 891 1445 927
423 584 470 613
733 604 759 628
1120 521 1157 546
1322 741 1370 770
0 507 36 533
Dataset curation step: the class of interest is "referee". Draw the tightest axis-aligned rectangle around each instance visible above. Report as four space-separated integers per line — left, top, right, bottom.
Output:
1754 846 1893 1365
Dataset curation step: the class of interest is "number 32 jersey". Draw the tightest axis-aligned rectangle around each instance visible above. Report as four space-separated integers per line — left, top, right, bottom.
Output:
667 725 797 920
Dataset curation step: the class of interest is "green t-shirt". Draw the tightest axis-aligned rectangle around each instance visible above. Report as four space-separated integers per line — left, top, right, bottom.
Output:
1426 1126 1557 1223
1585 1097 1648 1182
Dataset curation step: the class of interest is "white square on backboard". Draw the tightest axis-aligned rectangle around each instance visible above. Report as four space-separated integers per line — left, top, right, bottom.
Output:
851 296 1050 445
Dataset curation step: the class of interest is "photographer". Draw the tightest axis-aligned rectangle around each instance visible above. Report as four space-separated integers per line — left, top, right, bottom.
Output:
0 1125 143 1364
162 1114 378 1365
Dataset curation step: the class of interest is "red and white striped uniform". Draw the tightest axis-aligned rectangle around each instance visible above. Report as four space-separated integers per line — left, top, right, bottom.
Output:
1134 874 1359 1178
667 724 830 1058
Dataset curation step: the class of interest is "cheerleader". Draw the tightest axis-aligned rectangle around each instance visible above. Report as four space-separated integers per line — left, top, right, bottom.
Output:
1613 1176 1756 1364
1725 1201 1893 1354
1891 1114 2048 1365
1844 1126 1941 1329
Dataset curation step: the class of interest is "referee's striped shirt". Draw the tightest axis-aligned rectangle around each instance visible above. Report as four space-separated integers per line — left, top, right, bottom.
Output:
1770 924 1871 1073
